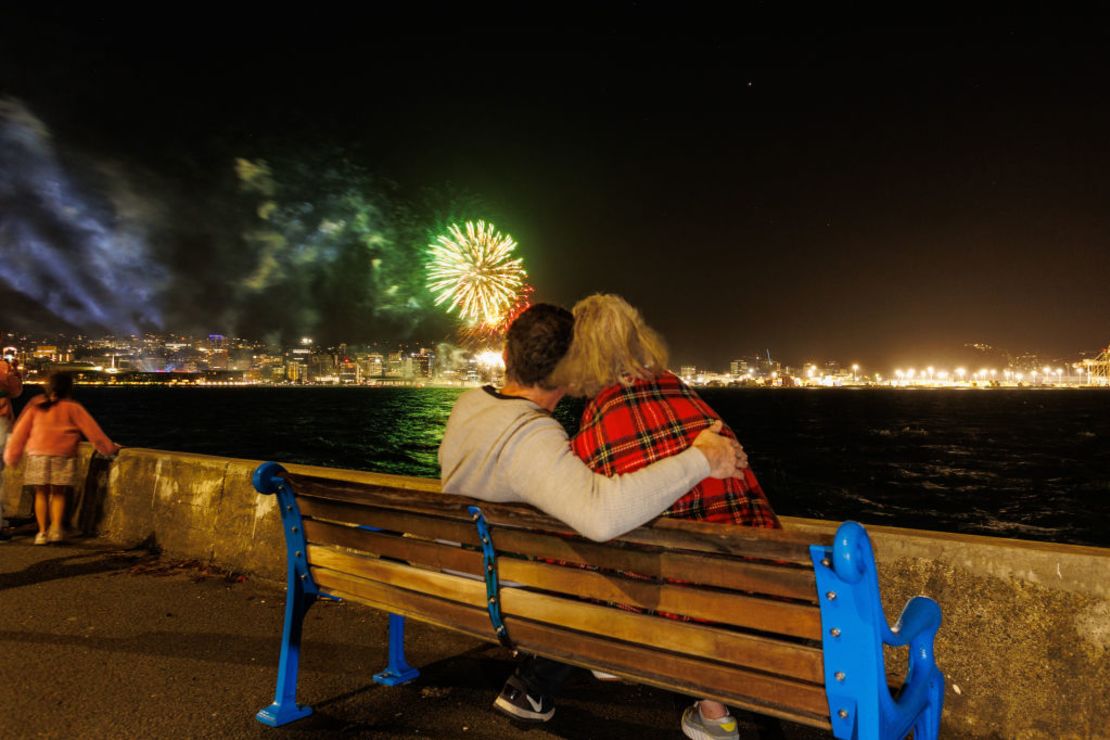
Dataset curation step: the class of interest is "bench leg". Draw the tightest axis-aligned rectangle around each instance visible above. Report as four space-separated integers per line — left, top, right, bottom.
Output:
373 613 420 686
913 669 944 740
257 578 316 727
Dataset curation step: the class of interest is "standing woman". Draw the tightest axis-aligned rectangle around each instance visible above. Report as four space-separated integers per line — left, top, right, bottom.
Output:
4 372 120 544
0 354 23 536
554 293 780 740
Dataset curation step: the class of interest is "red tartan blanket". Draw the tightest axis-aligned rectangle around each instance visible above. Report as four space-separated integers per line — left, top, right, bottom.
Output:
571 371 780 528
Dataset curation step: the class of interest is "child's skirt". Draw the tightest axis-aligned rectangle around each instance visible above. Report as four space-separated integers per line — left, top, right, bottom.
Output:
23 455 77 487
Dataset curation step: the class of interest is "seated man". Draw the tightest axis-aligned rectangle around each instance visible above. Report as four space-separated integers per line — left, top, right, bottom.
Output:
439 303 744 723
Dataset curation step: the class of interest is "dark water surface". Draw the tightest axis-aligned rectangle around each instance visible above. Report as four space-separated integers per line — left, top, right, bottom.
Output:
21 386 1109 547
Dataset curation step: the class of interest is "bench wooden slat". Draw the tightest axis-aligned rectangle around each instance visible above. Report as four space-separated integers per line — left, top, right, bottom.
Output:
310 565 832 728
306 520 824 654
299 497 483 545
288 473 819 563
492 528 818 602
305 520 822 642
308 546 824 678
299 498 819 601
488 557 821 642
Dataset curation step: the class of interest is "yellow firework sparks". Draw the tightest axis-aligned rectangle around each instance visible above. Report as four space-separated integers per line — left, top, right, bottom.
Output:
427 220 526 327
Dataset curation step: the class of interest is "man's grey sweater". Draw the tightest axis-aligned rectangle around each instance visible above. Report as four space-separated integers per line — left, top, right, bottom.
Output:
438 386 710 542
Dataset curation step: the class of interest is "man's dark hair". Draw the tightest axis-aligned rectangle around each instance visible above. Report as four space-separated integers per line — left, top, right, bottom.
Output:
505 303 574 389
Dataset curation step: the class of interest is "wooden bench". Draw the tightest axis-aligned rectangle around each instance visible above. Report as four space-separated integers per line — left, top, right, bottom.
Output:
252 462 944 739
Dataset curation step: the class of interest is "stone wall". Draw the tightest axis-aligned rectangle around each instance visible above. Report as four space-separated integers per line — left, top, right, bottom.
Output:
4 445 1108 737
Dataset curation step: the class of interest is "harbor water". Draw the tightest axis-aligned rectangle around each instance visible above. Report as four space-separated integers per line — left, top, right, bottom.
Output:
19 386 1109 548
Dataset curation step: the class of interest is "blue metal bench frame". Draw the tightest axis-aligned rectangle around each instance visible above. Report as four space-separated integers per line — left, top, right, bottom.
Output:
811 521 944 739
253 462 944 738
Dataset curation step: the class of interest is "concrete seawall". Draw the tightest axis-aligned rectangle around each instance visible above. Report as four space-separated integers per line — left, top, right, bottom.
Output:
4 445 1108 738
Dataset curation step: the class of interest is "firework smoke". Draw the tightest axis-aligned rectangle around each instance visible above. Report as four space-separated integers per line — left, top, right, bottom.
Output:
0 98 166 333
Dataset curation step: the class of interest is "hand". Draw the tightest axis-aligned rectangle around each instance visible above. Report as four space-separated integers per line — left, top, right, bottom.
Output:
735 443 749 470
691 421 745 479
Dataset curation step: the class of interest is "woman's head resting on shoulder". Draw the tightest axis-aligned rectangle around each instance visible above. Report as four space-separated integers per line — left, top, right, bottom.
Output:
554 293 669 398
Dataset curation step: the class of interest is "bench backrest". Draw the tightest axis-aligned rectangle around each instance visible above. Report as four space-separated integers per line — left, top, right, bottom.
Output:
283 471 836 730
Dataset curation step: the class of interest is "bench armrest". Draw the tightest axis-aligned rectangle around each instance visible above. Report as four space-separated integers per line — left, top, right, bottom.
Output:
886 595 942 648
813 523 945 739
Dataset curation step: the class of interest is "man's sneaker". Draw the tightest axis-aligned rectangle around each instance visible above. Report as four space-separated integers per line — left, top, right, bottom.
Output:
492 675 555 723
681 703 739 740
33 532 48 546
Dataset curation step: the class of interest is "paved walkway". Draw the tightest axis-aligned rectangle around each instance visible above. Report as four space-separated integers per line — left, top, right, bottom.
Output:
1 534 823 739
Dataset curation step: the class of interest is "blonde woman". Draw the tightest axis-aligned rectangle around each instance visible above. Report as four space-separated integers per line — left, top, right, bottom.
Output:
555 293 780 740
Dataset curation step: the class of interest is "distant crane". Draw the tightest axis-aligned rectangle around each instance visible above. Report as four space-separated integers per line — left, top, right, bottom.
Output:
1080 344 1110 386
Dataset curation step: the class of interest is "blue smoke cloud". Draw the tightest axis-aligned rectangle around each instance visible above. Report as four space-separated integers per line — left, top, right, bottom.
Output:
0 98 166 334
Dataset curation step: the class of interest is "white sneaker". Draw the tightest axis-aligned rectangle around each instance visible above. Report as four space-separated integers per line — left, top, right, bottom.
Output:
590 670 621 682
34 532 48 545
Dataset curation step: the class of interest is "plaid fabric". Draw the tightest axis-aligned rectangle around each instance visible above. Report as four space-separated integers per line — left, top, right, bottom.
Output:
571 371 780 528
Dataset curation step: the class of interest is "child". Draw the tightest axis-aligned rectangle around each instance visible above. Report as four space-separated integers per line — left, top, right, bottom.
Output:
3 372 120 544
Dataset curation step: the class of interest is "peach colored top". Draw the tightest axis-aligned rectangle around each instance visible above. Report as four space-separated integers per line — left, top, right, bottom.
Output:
3 396 119 466
0 360 22 420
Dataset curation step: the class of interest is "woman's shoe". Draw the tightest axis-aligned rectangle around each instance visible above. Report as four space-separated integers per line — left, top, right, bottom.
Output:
33 532 48 545
681 703 739 740
46 529 65 544
590 670 621 682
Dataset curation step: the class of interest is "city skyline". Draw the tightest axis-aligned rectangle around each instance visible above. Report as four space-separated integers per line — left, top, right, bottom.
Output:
4 328 1105 385
1 14 1109 368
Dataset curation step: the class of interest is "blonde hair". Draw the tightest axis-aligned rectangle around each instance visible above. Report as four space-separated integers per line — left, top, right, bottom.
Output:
554 293 669 397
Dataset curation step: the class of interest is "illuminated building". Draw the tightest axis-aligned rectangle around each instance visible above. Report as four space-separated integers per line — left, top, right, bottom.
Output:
338 360 361 384
207 334 229 370
729 359 752 376
411 349 435 378
386 351 404 378
361 353 384 378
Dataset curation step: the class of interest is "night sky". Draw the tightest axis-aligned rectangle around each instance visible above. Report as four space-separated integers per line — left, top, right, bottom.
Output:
1 10 1108 369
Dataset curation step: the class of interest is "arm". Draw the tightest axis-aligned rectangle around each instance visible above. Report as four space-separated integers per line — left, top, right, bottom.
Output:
6 364 21 400
3 406 33 467
71 404 121 457
502 417 712 542
0 362 16 399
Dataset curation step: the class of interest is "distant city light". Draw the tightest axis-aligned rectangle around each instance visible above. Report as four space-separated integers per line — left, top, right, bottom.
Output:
474 350 505 369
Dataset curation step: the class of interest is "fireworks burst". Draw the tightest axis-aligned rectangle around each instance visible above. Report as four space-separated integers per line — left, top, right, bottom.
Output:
457 283 535 344
502 283 535 328
427 220 527 329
